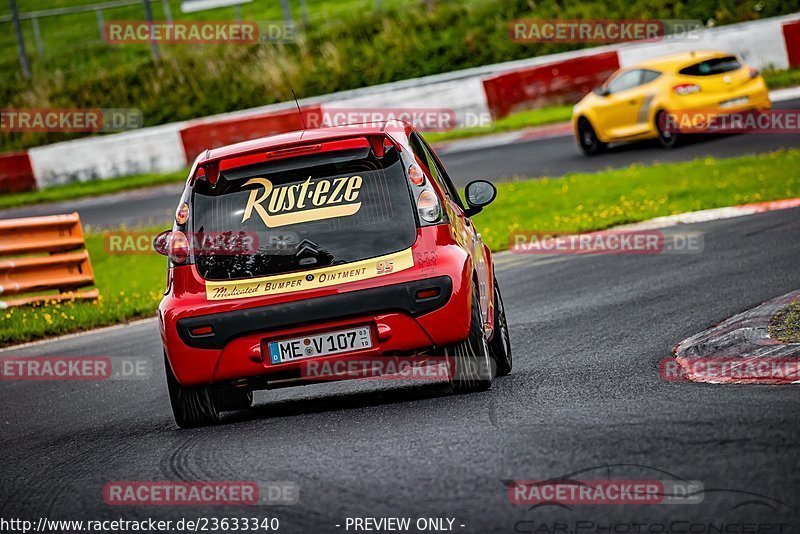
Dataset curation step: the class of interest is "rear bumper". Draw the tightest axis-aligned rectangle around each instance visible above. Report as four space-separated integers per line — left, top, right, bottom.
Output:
665 79 771 113
176 276 452 349
160 229 476 387
162 275 468 387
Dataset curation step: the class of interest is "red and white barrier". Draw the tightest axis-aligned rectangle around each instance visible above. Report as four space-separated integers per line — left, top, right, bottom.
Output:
27 123 188 190
483 51 620 119
618 15 796 70
180 105 322 162
783 19 800 68
1 13 798 192
0 152 35 193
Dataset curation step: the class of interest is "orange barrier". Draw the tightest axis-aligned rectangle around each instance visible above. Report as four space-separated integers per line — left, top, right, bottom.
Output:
0 212 99 308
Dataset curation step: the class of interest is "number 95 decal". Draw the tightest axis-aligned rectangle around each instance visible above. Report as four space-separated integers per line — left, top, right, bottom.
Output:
376 260 394 274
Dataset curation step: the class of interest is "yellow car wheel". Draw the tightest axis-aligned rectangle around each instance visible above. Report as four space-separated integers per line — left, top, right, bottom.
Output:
656 110 681 149
577 117 607 156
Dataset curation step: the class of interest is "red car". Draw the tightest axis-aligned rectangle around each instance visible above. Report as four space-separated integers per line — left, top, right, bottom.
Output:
155 120 512 428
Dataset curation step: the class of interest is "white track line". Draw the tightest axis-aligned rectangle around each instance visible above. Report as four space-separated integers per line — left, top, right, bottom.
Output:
0 317 158 352
769 86 800 102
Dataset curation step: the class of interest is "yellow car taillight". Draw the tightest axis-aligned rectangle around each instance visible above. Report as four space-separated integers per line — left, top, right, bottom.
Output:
673 84 701 95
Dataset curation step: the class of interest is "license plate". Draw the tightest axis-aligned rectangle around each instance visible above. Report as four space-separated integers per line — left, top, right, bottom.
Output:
266 326 372 364
720 96 748 108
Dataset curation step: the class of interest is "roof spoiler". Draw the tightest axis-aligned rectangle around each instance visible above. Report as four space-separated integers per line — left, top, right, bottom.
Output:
192 134 401 185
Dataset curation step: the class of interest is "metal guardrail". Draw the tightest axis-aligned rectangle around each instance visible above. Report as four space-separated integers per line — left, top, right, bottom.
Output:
0 0 143 22
0 212 99 308
1 0 173 59
3 0 415 79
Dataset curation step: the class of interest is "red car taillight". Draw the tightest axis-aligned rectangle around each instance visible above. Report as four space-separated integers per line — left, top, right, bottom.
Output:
170 231 190 264
175 202 189 225
408 164 425 186
673 84 701 95
417 190 441 224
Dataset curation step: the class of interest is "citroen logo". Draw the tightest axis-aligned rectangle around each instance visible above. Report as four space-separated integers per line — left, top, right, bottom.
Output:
296 239 320 256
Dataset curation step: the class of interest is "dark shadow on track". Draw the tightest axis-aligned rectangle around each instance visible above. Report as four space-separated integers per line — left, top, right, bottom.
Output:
217 381 454 426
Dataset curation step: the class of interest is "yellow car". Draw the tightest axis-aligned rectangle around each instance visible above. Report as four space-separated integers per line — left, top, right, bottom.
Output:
572 50 771 155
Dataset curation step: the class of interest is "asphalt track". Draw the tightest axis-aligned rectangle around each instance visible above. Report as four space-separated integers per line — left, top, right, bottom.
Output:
2 97 800 229
2 207 800 531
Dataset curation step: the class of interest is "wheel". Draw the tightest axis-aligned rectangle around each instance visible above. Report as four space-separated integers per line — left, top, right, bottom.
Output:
488 278 512 376
446 282 493 393
217 389 253 411
164 353 220 428
656 110 680 148
577 118 606 156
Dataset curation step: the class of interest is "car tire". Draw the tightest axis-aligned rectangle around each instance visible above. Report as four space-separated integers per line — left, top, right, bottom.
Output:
488 278 512 377
577 118 606 156
446 282 493 393
656 110 680 149
217 389 254 412
164 353 220 428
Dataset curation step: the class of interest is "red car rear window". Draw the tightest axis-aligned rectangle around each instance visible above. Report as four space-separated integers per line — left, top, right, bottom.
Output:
191 145 416 281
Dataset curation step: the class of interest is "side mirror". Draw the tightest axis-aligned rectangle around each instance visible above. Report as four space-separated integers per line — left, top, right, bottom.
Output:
153 230 172 256
594 86 611 97
464 180 497 217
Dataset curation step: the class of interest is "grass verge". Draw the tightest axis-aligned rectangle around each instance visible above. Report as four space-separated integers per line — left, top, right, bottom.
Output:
0 170 187 211
423 105 573 144
472 148 800 250
2 148 799 346
763 67 800 91
769 301 800 343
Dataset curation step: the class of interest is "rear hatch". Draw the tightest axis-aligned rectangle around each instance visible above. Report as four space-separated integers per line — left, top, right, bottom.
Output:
190 139 417 281
674 55 752 94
